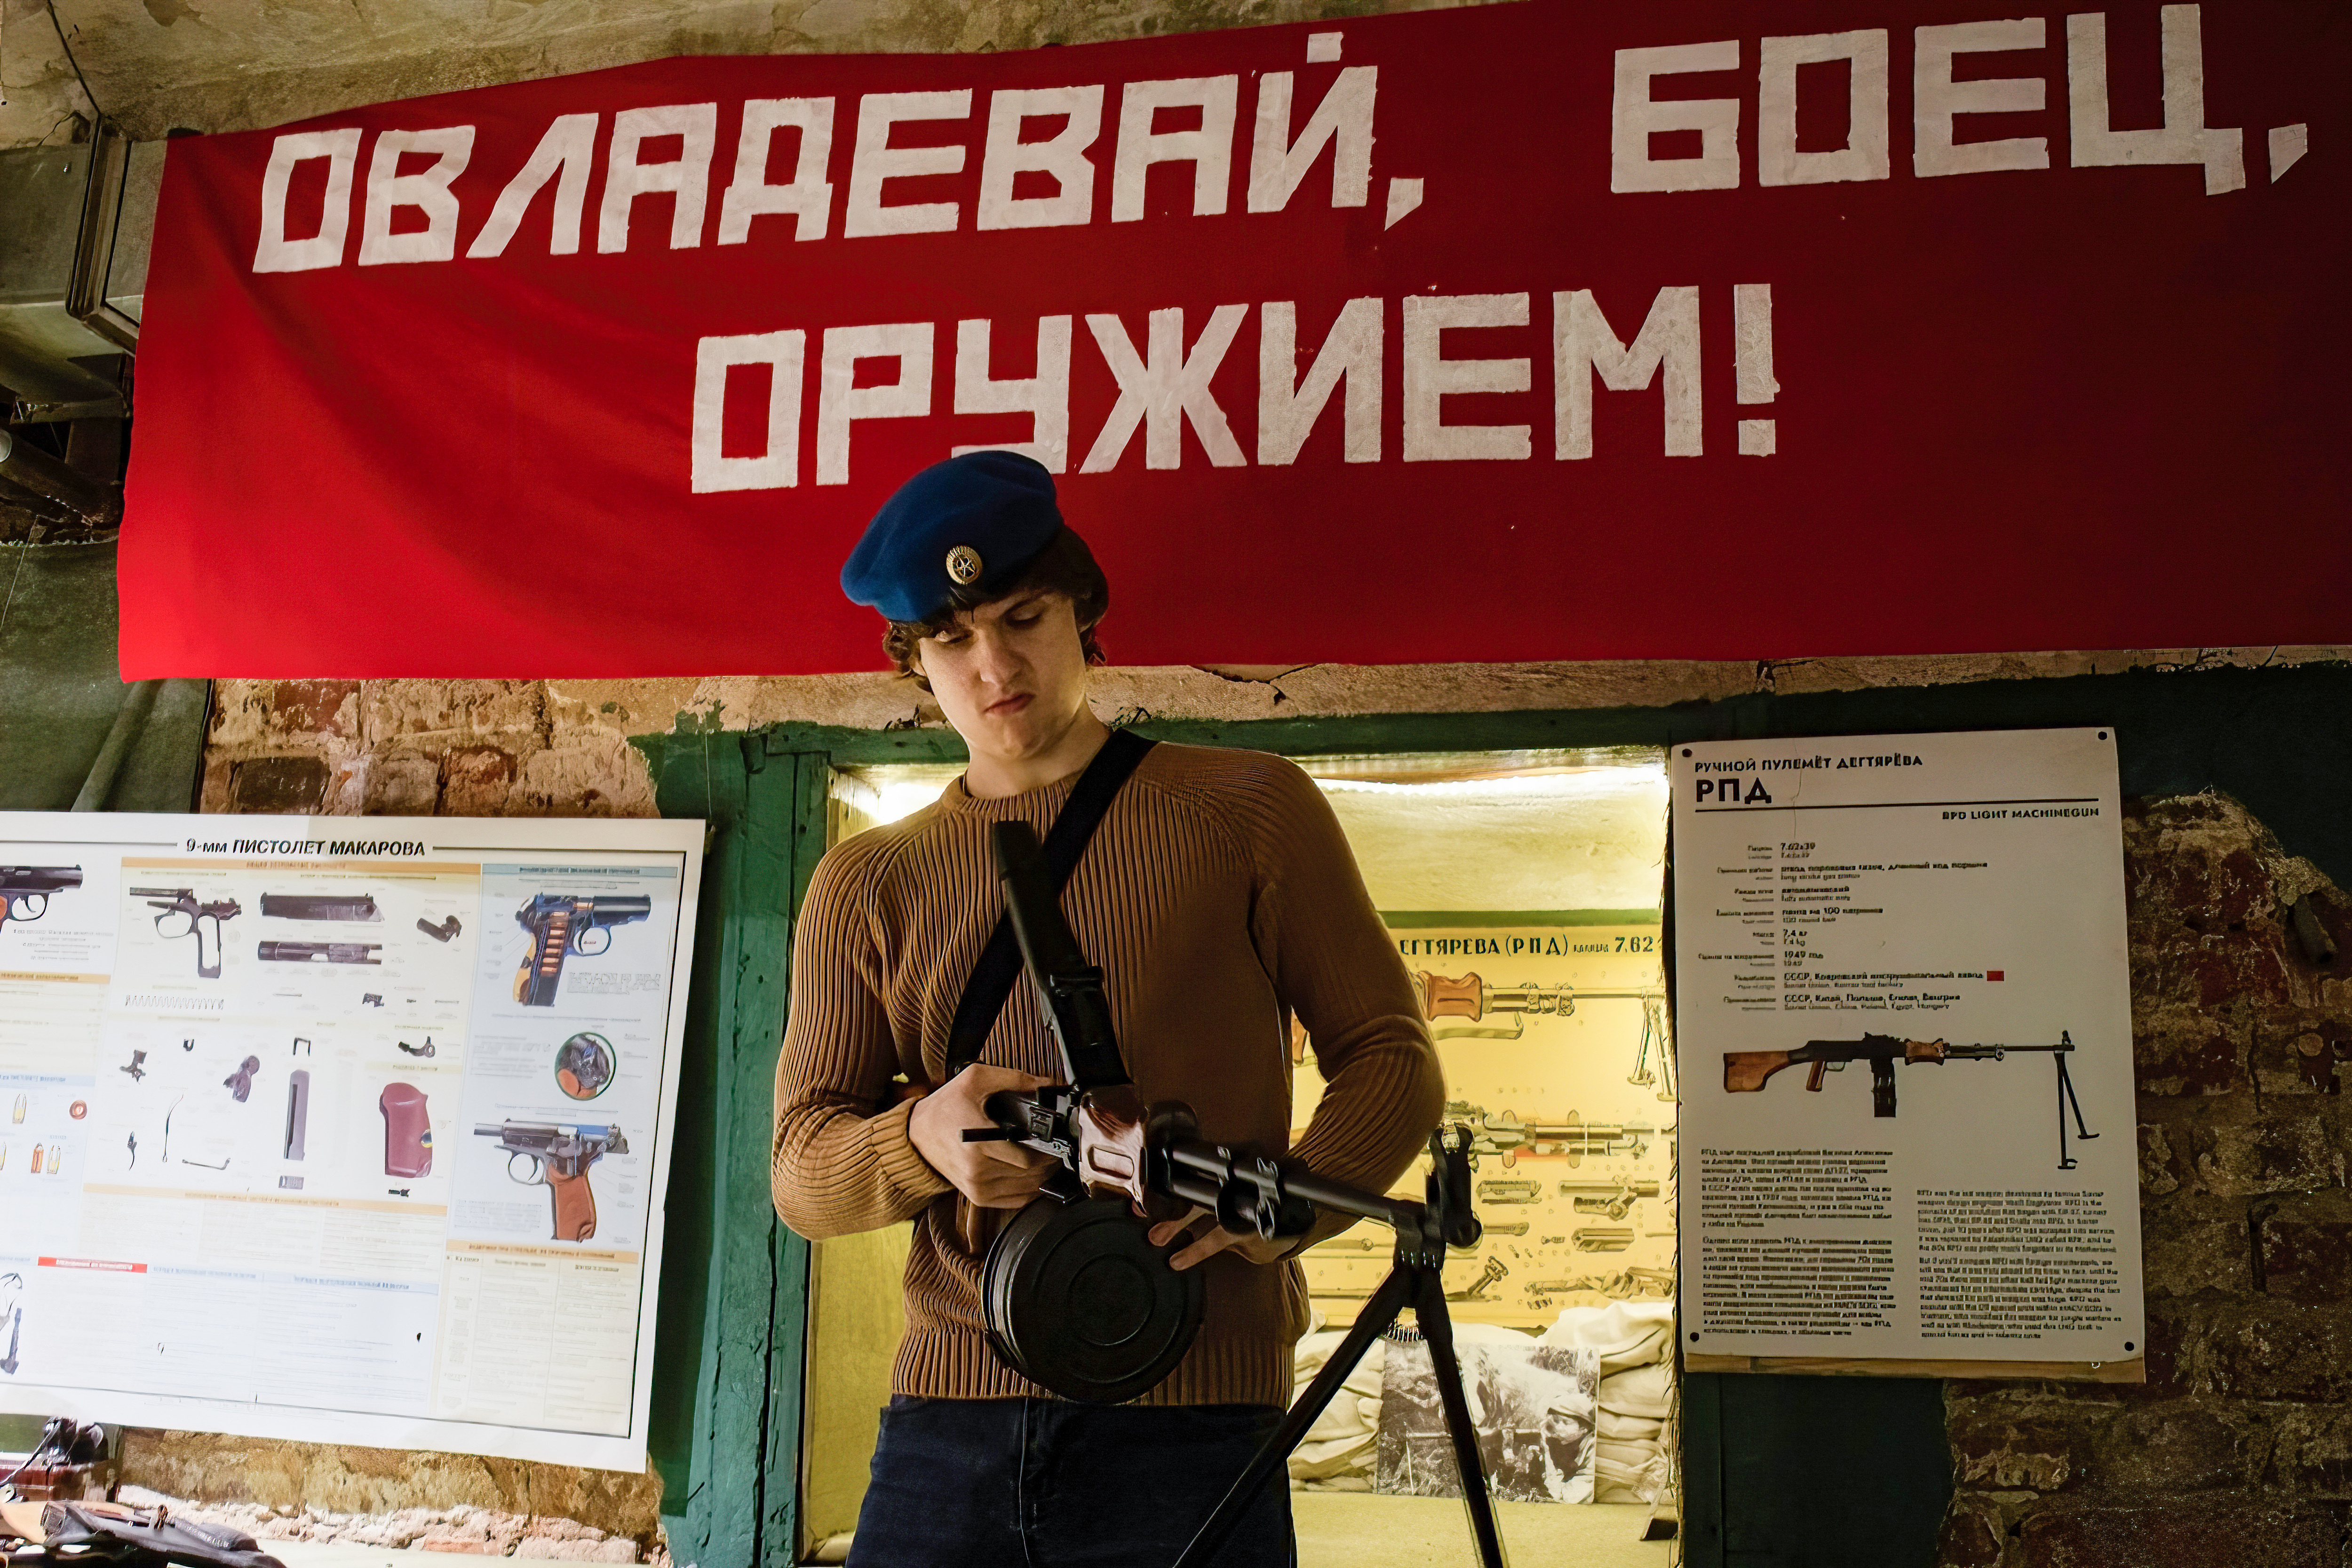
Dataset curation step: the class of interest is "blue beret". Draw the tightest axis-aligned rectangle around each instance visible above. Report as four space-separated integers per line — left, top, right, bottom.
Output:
841 451 1065 623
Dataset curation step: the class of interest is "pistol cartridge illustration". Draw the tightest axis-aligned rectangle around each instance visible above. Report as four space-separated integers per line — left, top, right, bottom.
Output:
512 895 651 1006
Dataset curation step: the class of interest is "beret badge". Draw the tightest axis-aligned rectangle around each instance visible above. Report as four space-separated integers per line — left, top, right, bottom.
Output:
945 544 985 586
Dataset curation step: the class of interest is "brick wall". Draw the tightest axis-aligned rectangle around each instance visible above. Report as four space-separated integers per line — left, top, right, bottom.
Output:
1939 792 2352 1568
182 653 2352 1565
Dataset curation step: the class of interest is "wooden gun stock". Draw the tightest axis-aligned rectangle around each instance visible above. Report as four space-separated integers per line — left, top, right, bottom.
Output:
1723 1051 1793 1092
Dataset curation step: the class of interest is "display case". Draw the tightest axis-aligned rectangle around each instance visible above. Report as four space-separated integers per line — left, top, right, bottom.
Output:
795 747 1677 1564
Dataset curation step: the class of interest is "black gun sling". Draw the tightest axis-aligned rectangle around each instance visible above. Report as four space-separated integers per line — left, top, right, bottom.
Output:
940 726 1156 1080
934 727 1205 1404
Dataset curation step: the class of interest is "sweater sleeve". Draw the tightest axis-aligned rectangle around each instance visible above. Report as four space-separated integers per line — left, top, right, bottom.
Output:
771 835 951 1240
1238 759 1446 1226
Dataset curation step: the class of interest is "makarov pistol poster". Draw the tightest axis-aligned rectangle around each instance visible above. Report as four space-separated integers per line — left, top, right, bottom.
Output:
0 812 702 1469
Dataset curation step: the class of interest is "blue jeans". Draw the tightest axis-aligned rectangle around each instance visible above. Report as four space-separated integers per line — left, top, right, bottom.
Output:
845 1396 1297 1568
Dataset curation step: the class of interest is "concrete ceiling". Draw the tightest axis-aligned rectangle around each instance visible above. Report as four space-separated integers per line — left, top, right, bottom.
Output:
1 0 1425 146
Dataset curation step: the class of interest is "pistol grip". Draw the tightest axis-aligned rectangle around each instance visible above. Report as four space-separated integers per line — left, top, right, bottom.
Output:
516 922 567 1005
196 915 223 979
1806 1060 1828 1092
548 1169 597 1242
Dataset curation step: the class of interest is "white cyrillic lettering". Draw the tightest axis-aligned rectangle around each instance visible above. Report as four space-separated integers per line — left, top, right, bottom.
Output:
844 91 972 237
1758 31 1890 185
1111 77 1238 221
358 127 473 266
1079 307 1249 471
467 113 597 258
1914 20 2049 177
2066 7 2243 194
953 317 1073 472
1402 294 1531 462
816 323 934 486
1257 298 1382 465
717 98 835 244
253 128 361 273
597 103 719 252
1733 284 1777 405
976 86 1104 231
691 331 806 493
1611 42 1741 193
1553 287 1701 459
1247 66 1375 212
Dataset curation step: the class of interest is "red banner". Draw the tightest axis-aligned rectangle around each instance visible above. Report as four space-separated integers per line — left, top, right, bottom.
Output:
120 1 2347 677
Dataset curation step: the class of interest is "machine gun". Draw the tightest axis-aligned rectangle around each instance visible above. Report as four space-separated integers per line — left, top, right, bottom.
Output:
1724 1030 2099 1168
131 887 241 978
967 820 1506 1568
1443 1100 1655 1166
1 866 81 936
475 1121 629 1242
512 894 652 1005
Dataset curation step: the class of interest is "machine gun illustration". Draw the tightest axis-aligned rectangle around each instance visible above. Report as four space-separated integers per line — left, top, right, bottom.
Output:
475 1121 629 1242
1 866 82 937
1443 1101 1655 1166
259 892 381 922
967 820 1508 1568
512 894 652 1005
1558 1176 1661 1219
1411 971 1662 1040
1724 1030 2099 1168
1627 994 1677 1102
131 887 241 978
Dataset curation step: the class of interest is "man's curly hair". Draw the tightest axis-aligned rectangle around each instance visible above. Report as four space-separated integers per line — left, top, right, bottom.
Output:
882 525 1109 692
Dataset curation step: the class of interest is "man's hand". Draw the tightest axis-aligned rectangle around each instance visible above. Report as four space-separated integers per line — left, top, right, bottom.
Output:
906 1065 1056 1209
1148 1207 1295 1271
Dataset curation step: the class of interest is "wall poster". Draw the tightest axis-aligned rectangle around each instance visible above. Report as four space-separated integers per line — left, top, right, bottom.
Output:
0 812 703 1469
1672 729 2144 1376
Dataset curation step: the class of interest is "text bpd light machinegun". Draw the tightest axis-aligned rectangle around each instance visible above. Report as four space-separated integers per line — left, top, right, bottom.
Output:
131 887 241 978
1412 970 1662 1040
968 820 1506 1568
475 1121 629 1241
512 894 652 1005
1724 1030 2099 1169
1443 1100 1655 1166
1 865 81 936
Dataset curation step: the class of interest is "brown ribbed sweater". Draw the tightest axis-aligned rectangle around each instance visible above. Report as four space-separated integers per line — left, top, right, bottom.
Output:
771 740 1445 1408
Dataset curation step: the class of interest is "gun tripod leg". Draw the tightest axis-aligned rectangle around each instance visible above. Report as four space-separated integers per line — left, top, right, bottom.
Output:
1172 1266 1424 1568
2055 1051 2098 1170
1415 1271 1509 1568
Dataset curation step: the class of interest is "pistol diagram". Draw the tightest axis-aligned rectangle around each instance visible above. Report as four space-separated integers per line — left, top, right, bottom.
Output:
475 1122 628 1242
512 895 651 1007
1 866 81 939
260 893 381 922
1724 1030 2098 1168
131 887 240 978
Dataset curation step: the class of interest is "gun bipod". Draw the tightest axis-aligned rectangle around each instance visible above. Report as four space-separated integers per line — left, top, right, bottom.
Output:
1170 1129 1504 1568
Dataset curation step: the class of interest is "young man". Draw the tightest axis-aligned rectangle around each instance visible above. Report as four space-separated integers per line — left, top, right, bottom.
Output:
771 451 1444 1566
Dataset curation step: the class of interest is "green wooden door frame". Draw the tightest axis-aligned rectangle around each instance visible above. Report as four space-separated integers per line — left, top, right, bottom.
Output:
631 661 2352 1568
